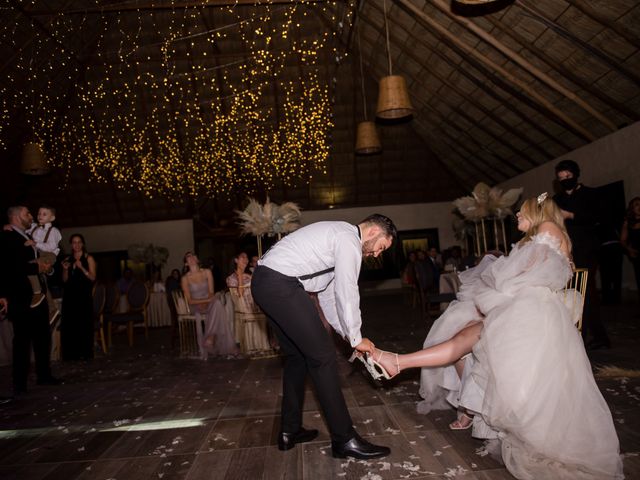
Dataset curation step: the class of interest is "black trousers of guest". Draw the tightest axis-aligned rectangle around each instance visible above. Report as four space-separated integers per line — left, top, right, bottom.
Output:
11 301 52 390
251 266 354 443
578 257 609 345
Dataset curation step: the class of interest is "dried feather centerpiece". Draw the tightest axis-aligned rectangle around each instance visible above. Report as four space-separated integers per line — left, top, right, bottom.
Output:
236 197 302 237
488 186 524 219
236 198 272 236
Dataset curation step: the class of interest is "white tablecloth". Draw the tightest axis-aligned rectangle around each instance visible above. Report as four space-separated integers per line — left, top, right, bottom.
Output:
148 292 172 327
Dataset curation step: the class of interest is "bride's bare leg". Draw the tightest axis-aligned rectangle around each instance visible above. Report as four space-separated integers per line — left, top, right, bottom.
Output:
374 321 483 375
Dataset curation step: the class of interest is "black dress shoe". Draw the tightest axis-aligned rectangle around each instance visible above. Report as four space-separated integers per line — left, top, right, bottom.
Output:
277 427 319 451
36 376 62 386
331 431 390 459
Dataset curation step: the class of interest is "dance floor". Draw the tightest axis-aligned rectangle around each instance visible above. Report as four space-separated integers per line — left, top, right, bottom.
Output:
1 290 638 479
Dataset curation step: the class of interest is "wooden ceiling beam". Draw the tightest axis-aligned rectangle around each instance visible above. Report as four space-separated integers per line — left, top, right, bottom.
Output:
361 9 530 173
415 118 499 188
361 5 540 168
363 59 505 183
564 0 640 51
518 0 640 87
482 12 639 124
431 0 617 132
396 0 598 142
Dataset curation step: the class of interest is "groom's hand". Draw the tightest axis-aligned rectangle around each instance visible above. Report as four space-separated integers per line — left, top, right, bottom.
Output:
355 338 375 354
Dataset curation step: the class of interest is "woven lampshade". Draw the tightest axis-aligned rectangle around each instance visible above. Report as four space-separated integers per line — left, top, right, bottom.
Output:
376 75 413 120
21 142 50 175
355 121 382 155
454 0 499 3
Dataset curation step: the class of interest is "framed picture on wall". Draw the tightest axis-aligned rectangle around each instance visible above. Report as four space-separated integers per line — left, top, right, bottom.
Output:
397 228 440 264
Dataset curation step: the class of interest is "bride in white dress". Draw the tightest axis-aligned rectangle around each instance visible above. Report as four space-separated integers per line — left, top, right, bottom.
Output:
370 195 623 480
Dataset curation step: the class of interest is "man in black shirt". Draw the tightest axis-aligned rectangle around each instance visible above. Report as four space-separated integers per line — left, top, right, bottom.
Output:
553 160 610 349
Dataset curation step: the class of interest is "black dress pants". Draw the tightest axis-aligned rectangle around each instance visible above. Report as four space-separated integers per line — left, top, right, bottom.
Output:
11 301 52 390
251 266 354 443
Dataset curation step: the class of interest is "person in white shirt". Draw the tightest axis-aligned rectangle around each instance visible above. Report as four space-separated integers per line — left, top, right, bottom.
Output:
251 214 397 459
25 205 62 308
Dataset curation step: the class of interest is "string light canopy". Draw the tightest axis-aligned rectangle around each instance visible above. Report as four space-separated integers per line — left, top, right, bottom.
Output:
375 0 413 121
355 25 381 155
1 1 353 200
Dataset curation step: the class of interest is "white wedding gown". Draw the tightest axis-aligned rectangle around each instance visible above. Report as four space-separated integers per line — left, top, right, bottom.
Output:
418 233 623 480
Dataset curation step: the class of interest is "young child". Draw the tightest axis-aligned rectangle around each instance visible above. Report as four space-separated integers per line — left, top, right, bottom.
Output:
25 205 62 308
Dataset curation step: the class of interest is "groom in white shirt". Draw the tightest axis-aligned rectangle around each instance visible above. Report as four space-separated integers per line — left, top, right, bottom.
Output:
251 214 396 459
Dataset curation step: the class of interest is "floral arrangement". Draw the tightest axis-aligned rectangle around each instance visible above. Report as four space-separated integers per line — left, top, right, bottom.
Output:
452 182 523 255
453 182 523 221
127 243 169 267
236 197 302 237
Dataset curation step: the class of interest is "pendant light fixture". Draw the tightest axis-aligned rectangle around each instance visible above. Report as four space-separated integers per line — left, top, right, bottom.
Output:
355 26 382 155
376 0 414 121
21 141 50 175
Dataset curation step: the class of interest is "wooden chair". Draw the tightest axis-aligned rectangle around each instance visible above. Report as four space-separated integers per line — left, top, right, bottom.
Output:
106 281 149 347
92 283 108 354
227 286 272 356
171 290 200 357
563 268 589 331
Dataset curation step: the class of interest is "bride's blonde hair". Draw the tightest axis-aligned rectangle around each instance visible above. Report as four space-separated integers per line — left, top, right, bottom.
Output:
517 196 571 252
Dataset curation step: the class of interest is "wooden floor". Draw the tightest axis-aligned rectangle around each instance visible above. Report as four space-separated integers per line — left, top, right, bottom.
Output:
1 290 639 480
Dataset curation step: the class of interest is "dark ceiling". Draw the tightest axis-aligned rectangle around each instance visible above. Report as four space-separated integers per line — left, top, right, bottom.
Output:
1 0 638 233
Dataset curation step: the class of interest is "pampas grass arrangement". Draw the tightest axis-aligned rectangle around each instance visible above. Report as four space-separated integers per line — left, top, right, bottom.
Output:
236 197 302 237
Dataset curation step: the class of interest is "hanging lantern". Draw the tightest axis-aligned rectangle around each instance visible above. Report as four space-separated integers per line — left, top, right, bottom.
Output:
355 121 382 155
21 142 50 175
376 75 413 120
375 0 414 121
355 26 382 155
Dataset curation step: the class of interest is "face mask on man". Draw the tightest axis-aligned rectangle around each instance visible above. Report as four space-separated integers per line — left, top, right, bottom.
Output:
559 177 578 191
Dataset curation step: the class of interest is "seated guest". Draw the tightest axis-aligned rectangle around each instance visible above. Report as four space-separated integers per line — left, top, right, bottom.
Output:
226 251 272 356
181 251 238 359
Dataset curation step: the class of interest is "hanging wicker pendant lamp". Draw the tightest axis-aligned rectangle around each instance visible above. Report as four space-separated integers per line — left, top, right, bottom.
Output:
21 141 50 175
376 0 413 121
355 121 381 154
355 27 382 155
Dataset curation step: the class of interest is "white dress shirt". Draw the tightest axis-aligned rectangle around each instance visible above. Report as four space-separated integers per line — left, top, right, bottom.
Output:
259 221 364 347
26 222 61 256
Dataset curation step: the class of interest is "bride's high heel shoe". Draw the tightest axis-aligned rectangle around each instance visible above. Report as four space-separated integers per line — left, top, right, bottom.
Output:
349 349 400 380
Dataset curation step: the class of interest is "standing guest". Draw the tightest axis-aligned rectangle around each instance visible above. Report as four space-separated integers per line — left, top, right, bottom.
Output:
0 206 60 396
553 159 610 349
251 214 396 459
249 255 259 273
165 269 182 295
60 234 96 361
181 251 238 359
621 196 640 302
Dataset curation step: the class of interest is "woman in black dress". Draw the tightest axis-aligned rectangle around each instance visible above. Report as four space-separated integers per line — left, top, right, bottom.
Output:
61 233 97 360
